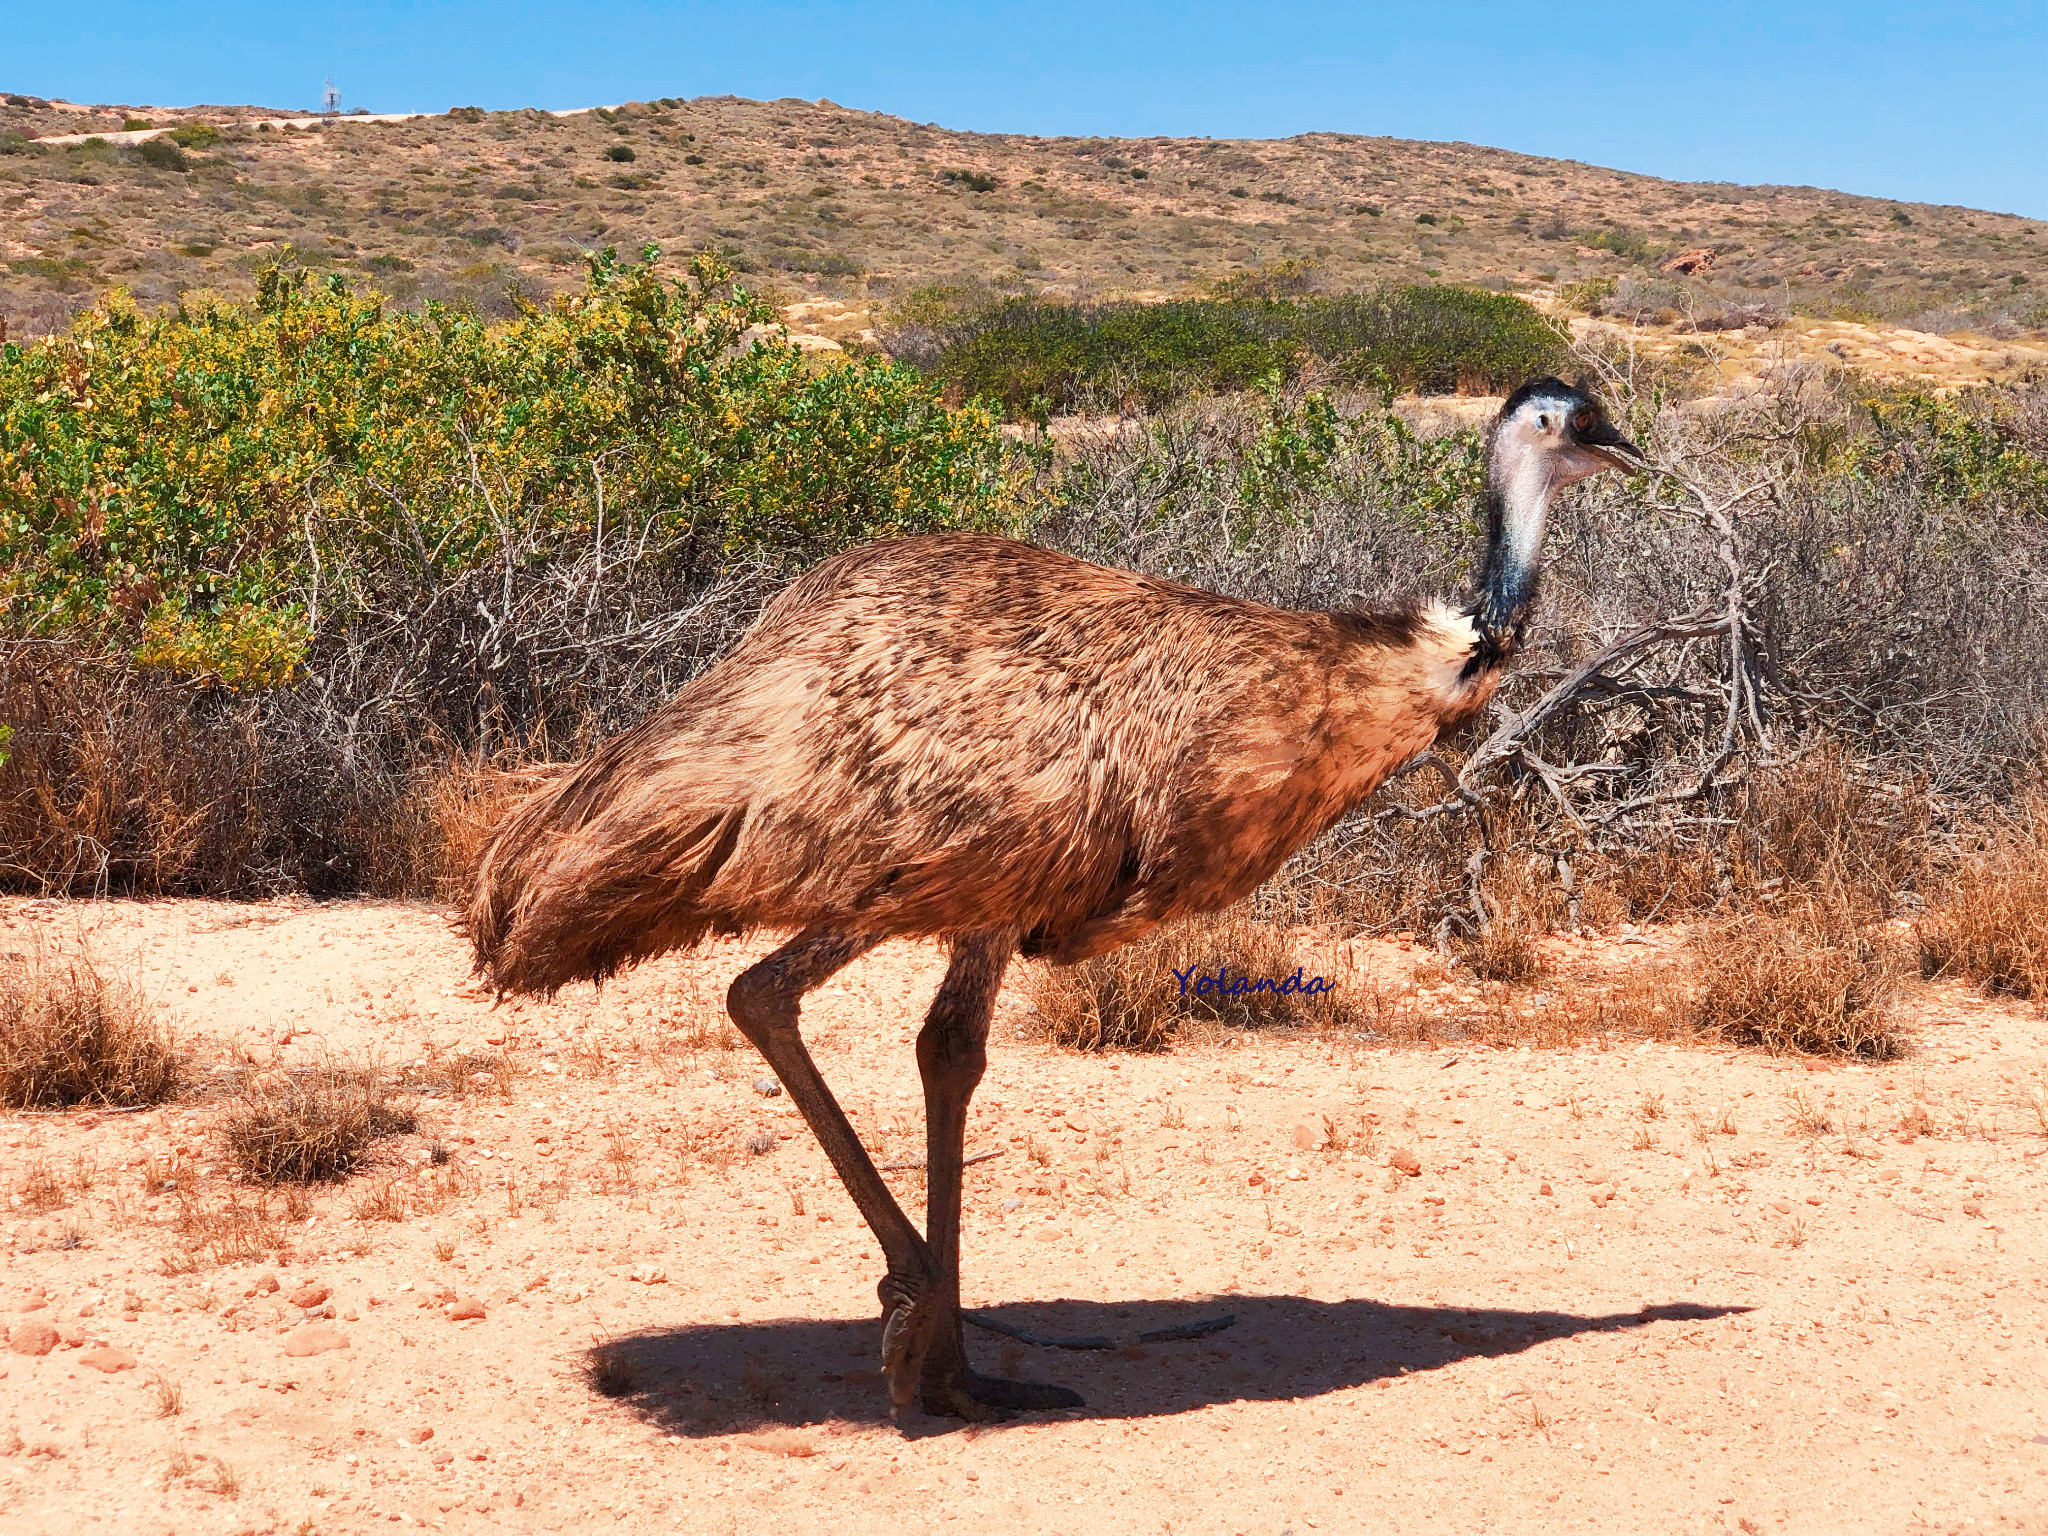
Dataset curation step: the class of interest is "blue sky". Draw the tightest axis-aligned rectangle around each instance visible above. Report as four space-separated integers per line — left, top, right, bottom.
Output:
12 1 2046 218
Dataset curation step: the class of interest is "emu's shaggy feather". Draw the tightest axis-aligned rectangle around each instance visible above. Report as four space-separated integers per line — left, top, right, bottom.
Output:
467 533 1493 994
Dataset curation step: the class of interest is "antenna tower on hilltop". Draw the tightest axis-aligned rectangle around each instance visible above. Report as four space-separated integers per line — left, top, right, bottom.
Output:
322 77 341 115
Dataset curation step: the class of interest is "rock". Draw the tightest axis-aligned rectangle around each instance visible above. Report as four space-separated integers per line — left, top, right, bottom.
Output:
1539 1181 1554 1196
752 1077 783 1098
288 1283 331 1309
1247 1171 1265 1187
446 1298 486 1321
1388 1148 1422 1177
1770 1200 1792 1215
1290 1122 1319 1151
409 1426 435 1443
79 1345 137 1373
253 1272 281 1295
1660 246 1716 276
281 1323 350 1357
9 1321 58 1356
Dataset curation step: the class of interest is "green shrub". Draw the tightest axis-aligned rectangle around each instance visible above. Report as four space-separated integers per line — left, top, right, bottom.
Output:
167 122 220 149
909 286 1566 417
603 144 637 162
1296 285 1568 394
133 137 189 172
0 248 1016 685
942 169 997 192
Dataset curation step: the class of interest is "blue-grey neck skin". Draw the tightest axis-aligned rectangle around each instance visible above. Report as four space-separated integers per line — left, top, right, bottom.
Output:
1467 431 1558 662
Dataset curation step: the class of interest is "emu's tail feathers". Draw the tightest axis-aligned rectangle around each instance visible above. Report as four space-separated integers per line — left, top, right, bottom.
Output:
463 750 748 996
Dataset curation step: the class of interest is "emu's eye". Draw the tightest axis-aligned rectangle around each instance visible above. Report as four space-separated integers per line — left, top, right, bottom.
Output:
1536 413 1550 430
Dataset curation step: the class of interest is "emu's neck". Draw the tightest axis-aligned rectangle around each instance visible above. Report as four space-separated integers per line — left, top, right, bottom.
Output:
1465 439 1558 661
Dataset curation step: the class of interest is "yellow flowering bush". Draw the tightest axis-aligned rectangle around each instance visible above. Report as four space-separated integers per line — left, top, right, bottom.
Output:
0 248 1015 686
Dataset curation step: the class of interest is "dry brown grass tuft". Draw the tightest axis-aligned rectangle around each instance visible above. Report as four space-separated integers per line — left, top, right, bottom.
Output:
1689 910 1907 1060
1917 792 2048 1003
403 1048 513 1101
1452 851 1558 983
166 1190 283 1270
0 951 183 1109
216 1064 418 1182
1027 906 1358 1051
582 1338 639 1399
1737 747 1931 919
148 1372 184 1418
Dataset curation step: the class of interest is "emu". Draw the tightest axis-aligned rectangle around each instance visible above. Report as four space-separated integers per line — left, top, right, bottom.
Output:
467 376 1639 1419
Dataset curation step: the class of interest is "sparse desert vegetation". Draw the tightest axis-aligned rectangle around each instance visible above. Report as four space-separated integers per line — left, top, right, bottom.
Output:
1 897 2045 1531
2 93 2044 347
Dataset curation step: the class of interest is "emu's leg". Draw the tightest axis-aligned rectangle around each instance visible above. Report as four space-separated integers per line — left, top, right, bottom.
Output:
911 931 1085 1418
726 927 936 1410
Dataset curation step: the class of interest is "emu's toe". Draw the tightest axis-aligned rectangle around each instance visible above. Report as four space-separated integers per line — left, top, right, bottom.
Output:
920 1366 1084 1419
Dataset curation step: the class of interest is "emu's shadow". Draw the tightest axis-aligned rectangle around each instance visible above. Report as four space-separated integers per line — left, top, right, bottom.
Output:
592 1295 1748 1437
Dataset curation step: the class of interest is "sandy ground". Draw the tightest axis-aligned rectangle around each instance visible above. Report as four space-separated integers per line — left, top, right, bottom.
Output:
2 896 2045 1536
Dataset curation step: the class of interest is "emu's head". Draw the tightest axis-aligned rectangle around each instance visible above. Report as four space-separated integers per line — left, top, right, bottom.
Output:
1470 377 1642 644
1492 376 1642 490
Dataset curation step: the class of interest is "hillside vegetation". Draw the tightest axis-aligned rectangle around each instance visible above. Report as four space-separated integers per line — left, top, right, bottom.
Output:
2 91 2044 341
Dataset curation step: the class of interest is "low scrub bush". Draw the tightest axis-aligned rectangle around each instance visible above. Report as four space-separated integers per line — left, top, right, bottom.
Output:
2 246 1013 688
132 138 189 172
0 951 184 1108
894 285 1565 418
1918 793 2048 1001
1027 907 1355 1051
1688 911 1907 1060
217 1064 417 1182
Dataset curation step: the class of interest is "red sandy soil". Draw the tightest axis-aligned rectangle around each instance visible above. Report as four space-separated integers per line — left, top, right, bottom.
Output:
2 895 2044 1535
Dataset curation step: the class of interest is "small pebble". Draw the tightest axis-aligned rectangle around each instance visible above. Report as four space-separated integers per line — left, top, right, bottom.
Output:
753 1077 783 1098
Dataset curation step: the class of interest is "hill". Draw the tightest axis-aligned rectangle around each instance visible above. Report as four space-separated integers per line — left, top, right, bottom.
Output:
2 90 2044 346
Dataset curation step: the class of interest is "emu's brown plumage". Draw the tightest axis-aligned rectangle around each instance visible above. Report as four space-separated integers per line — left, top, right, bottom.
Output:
469 535 1486 993
465 376 1639 1421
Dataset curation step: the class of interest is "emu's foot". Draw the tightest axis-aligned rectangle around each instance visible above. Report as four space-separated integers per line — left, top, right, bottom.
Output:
919 1366 1084 1420
878 1271 937 1413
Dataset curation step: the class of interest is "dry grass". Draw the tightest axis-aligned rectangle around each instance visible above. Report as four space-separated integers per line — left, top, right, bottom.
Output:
1918 793 2048 1003
1027 907 1359 1052
16 1157 66 1213
166 1190 283 1270
402 1048 514 1101
216 1063 418 1182
148 1372 184 1418
1689 911 1908 1060
1453 853 1561 983
582 1337 639 1399
0 950 183 1109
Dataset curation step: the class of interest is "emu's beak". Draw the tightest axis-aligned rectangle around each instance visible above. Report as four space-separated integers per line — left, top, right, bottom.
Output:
1579 417 1643 472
